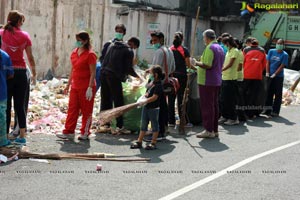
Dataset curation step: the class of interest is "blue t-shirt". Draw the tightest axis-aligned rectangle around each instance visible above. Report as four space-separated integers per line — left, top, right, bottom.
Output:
0 50 14 101
267 49 289 77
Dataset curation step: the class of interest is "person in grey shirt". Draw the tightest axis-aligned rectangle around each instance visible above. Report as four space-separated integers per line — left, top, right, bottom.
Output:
144 31 175 142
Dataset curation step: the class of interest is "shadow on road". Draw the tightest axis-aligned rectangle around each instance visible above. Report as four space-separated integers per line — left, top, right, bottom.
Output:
198 138 229 152
57 139 91 153
220 122 249 135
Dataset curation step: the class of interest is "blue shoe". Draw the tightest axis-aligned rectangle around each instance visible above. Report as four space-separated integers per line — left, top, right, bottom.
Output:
13 138 26 145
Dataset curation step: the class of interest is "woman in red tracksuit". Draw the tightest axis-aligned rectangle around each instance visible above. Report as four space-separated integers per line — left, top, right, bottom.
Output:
56 31 97 140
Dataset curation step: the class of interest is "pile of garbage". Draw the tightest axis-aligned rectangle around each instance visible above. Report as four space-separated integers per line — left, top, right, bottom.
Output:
26 78 102 134
282 69 300 106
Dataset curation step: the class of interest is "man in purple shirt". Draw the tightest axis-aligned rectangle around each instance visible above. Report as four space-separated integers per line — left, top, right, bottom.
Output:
192 29 224 138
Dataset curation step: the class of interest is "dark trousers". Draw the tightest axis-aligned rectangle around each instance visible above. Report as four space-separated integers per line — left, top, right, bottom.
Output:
220 80 238 120
100 71 124 128
236 81 247 121
159 95 168 137
168 73 187 124
199 85 220 132
14 73 30 129
265 77 283 114
243 79 263 118
6 70 28 133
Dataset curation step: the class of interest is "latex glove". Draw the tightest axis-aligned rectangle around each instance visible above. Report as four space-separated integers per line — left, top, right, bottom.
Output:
86 87 93 101
270 74 276 78
137 95 148 107
190 57 196 66
265 73 270 77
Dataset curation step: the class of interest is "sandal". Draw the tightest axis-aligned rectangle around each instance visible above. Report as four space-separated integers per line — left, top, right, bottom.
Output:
145 143 157 150
130 141 142 149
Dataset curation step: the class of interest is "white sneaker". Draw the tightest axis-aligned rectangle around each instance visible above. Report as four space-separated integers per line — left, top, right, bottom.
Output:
56 133 75 139
196 130 215 138
224 119 239 125
218 117 227 124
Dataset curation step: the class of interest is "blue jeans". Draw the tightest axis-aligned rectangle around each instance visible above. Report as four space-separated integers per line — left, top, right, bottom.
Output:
140 107 160 132
0 100 9 146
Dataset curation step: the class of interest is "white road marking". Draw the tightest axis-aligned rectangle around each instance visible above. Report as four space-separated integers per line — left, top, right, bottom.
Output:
159 140 300 200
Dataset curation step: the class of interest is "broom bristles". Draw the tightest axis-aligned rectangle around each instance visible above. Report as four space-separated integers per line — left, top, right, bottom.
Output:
99 102 139 125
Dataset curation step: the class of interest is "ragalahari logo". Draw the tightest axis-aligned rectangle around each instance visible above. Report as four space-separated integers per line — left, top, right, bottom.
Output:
240 1 255 16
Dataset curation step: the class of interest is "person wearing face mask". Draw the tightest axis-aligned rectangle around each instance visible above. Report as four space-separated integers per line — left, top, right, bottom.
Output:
190 29 224 138
143 31 175 142
99 24 126 64
100 26 141 135
168 32 192 128
242 38 267 119
0 10 36 145
264 39 288 117
56 31 97 140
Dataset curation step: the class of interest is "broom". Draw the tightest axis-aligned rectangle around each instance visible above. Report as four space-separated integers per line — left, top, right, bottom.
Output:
179 6 201 134
99 102 140 126
0 147 150 162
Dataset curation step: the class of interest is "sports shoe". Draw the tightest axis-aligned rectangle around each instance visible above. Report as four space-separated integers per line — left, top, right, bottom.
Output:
218 116 227 124
78 135 89 140
56 133 75 139
168 123 175 127
8 129 20 140
185 123 193 128
224 119 239 126
13 138 26 145
196 130 215 138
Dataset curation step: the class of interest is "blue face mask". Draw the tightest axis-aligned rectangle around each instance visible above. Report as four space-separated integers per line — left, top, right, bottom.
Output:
153 43 161 50
276 44 284 50
75 41 83 48
115 32 124 40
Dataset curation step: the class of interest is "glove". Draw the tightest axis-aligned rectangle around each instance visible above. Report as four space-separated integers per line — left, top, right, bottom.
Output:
265 73 270 77
270 74 276 78
137 95 148 107
85 87 93 101
190 57 196 66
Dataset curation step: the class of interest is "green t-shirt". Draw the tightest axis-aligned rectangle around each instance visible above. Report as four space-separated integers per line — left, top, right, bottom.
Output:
197 42 214 85
222 47 239 80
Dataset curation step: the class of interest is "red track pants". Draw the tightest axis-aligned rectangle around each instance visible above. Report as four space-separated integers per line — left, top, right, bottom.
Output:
63 87 95 136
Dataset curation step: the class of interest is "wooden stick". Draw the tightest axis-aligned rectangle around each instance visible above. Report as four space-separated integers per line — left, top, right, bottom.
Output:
289 77 300 92
179 7 200 134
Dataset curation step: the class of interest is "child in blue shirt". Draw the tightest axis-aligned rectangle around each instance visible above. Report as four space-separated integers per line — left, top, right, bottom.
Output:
0 36 14 146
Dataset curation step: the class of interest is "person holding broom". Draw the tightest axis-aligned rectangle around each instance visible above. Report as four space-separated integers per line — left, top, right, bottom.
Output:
130 66 164 150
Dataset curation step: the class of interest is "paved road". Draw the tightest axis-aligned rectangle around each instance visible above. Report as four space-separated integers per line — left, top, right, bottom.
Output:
1 105 299 200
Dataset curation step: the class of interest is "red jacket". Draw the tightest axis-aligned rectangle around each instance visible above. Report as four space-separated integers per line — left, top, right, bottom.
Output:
243 46 267 80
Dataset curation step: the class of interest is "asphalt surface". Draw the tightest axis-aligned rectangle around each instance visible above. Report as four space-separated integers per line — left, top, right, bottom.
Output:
1 105 299 200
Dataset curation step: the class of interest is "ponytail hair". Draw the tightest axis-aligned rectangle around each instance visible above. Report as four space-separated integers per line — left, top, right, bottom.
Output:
222 36 237 48
76 31 91 50
3 10 25 33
